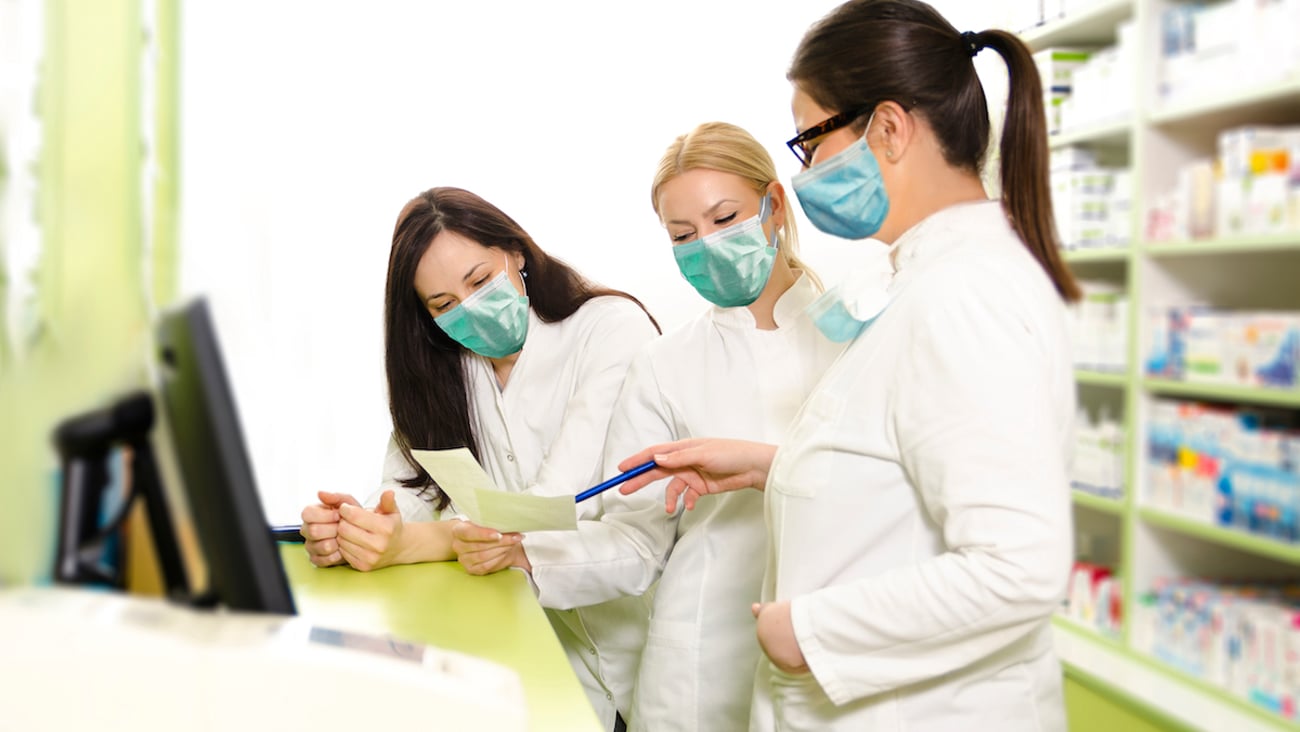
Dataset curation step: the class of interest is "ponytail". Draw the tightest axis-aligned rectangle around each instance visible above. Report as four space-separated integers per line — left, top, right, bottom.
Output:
789 0 1081 303
977 29 1081 302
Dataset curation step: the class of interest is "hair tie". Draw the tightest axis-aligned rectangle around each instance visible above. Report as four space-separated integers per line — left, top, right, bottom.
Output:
960 31 983 57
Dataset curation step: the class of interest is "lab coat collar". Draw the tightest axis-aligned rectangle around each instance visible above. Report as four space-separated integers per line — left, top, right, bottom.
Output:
709 271 819 330
889 199 1006 288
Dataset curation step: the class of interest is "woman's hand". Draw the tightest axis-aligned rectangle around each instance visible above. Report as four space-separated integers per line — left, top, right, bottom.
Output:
451 520 529 575
336 490 406 572
753 601 808 674
616 438 778 512
300 491 360 567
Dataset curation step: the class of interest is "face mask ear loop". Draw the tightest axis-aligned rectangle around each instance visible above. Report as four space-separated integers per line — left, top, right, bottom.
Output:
759 192 779 250
506 252 528 299
862 110 879 151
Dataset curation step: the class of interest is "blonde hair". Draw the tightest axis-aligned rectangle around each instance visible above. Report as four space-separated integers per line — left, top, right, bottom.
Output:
651 121 823 292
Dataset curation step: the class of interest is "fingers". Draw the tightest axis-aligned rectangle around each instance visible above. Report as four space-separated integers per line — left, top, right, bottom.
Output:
647 442 711 470
300 519 339 541
666 473 714 512
301 503 339 527
337 502 391 535
337 505 398 557
617 466 675 496
337 535 378 572
616 438 704 472
374 490 400 515
752 602 764 618
304 536 344 567
450 520 508 544
457 542 520 575
318 491 361 508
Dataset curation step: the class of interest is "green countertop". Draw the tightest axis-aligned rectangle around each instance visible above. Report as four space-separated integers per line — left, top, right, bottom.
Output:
280 544 602 732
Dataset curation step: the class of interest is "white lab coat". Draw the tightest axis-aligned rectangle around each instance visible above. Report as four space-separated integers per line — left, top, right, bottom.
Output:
752 200 1075 731
523 274 847 732
368 295 660 731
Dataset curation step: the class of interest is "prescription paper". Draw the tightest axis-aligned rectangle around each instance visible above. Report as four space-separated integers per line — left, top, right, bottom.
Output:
410 448 577 533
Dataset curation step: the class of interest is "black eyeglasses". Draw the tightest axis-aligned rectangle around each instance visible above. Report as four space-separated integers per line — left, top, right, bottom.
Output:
785 100 915 167
785 107 871 168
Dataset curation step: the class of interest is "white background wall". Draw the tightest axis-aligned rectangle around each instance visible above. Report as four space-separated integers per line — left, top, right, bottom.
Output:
179 0 1011 523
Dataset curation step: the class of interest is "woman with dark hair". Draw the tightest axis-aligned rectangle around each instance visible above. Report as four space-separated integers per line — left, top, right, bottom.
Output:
615 1 1078 729
298 186 660 730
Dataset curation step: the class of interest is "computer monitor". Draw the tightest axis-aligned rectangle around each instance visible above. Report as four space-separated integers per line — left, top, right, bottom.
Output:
153 296 297 615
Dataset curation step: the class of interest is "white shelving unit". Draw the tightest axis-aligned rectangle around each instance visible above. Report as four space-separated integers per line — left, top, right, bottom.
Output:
1021 1 1300 729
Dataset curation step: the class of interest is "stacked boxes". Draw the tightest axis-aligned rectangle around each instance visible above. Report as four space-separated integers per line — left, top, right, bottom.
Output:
1146 307 1300 389
1133 579 1300 720
1063 562 1124 637
1072 407 1126 499
1145 398 1300 542
1052 146 1133 250
1159 0 1300 103
1071 279 1129 371
1217 126 1300 238
1035 47 1093 135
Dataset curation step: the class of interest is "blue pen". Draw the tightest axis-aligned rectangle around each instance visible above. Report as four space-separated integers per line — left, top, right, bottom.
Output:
574 460 657 503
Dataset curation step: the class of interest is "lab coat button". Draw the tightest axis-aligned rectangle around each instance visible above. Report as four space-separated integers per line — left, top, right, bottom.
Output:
506 453 515 462
588 647 596 655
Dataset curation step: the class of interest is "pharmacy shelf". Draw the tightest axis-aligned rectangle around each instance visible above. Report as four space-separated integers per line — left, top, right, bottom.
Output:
1052 614 1125 651
1062 247 1130 263
1143 378 1300 408
1075 369 1128 387
1027 3 1300 729
1133 653 1300 732
1073 489 1125 515
1049 116 1133 150
1142 234 1300 257
1137 507 1300 564
1021 0 1135 52
1149 77 1300 133
1052 623 1288 732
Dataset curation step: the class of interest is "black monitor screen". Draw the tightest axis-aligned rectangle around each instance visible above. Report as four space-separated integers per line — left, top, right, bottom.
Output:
154 297 296 615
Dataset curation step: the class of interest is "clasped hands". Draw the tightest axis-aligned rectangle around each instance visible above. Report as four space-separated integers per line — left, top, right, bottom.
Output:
300 438 804 671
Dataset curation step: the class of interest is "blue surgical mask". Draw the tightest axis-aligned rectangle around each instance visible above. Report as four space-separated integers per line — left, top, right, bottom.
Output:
804 276 891 343
790 113 890 240
433 257 529 358
673 193 778 308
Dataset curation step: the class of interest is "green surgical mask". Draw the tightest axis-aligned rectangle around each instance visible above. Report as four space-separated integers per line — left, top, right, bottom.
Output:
433 257 529 358
672 193 778 308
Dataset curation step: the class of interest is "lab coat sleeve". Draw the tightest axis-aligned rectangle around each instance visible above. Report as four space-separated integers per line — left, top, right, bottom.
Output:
525 347 682 609
360 433 440 523
527 298 659 521
791 275 1072 704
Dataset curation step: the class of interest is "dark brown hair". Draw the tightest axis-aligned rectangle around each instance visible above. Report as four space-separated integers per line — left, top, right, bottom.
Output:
385 187 659 508
789 0 1080 301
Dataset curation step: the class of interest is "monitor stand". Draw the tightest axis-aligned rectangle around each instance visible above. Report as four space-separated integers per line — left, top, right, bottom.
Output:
52 390 190 601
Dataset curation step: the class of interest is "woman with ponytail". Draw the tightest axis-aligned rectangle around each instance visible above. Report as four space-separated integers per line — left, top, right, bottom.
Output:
615 2 1077 729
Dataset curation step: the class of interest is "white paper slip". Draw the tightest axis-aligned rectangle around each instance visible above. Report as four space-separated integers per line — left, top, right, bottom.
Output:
410 448 578 533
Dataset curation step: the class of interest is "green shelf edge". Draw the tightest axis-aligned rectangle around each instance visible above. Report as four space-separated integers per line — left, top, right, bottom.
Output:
1148 77 1300 127
1054 618 1300 730
1142 235 1300 257
1076 369 1128 388
1072 490 1126 514
1143 378 1300 408
1021 0 1136 51
1049 117 1134 150
1063 247 1131 263
1137 507 1300 564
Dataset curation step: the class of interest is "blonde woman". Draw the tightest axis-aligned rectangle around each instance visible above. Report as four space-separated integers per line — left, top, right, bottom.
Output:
452 122 846 731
